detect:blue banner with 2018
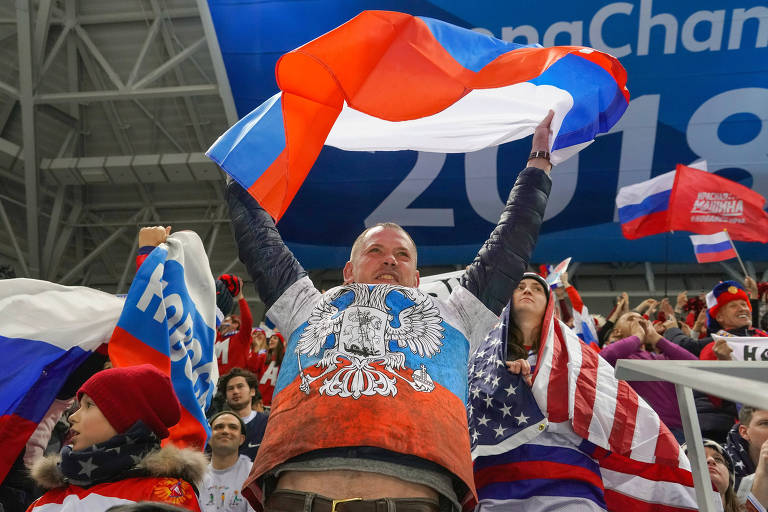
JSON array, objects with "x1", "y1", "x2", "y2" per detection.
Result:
[{"x1": 208, "y1": 0, "x2": 768, "y2": 268}]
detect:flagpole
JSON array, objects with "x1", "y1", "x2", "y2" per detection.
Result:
[
  {"x1": 664, "y1": 231, "x2": 669, "y2": 297},
  {"x1": 724, "y1": 229, "x2": 749, "y2": 278}
]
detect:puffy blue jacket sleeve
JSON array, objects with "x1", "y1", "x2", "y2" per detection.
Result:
[
  {"x1": 461, "y1": 166, "x2": 552, "y2": 316},
  {"x1": 226, "y1": 181, "x2": 307, "y2": 311}
]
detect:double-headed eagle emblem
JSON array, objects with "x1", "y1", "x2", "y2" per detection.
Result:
[{"x1": 296, "y1": 284, "x2": 444, "y2": 398}]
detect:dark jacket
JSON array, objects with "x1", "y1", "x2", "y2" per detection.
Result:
[{"x1": 226, "y1": 167, "x2": 552, "y2": 316}]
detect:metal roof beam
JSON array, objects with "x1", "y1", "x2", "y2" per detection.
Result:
[
  {"x1": 32, "y1": 0, "x2": 54, "y2": 70},
  {"x1": 52, "y1": 8, "x2": 201, "y2": 26},
  {"x1": 131, "y1": 36, "x2": 205, "y2": 90},
  {"x1": 59, "y1": 207, "x2": 146, "y2": 284},
  {"x1": 35, "y1": 84, "x2": 219, "y2": 103},
  {"x1": 73, "y1": 24, "x2": 124, "y2": 90},
  {"x1": 195, "y1": 0, "x2": 238, "y2": 124},
  {"x1": 126, "y1": 15, "x2": 162, "y2": 88},
  {"x1": 0, "y1": 195, "x2": 30, "y2": 277},
  {"x1": 17, "y1": 0, "x2": 40, "y2": 277}
]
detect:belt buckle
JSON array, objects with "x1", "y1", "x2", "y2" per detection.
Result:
[{"x1": 330, "y1": 497, "x2": 363, "y2": 512}]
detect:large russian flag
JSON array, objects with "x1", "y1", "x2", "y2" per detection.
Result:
[
  {"x1": 207, "y1": 10, "x2": 629, "y2": 221},
  {"x1": 0, "y1": 280, "x2": 124, "y2": 482},
  {"x1": 109, "y1": 231, "x2": 218, "y2": 449}
]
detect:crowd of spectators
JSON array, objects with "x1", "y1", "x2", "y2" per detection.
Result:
[{"x1": 1, "y1": 111, "x2": 766, "y2": 512}]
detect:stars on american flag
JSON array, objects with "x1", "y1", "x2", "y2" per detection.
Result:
[{"x1": 467, "y1": 315, "x2": 545, "y2": 452}]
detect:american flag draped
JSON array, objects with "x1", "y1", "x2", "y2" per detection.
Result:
[{"x1": 467, "y1": 297, "x2": 698, "y2": 511}]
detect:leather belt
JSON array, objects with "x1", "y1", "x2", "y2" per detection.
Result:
[{"x1": 265, "y1": 490, "x2": 440, "y2": 512}]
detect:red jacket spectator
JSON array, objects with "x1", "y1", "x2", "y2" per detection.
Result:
[{"x1": 214, "y1": 297, "x2": 253, "y2": 375}]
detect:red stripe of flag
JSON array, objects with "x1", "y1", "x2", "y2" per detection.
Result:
[
  {"x1": 620, "y1": 210, "x2": 670, "y2": 239},
  {"x1": 572, "y1": 341, "x2": 599, "y2": 440},
  {"x1": 604, "y1": 489, "x2": 696, "y2": 512},
  {"x1": 599, "y1": 453, "x2": 693, "y2": 486},
  {"x1": 546, "y1": 308, "x2": 570, "y2": 422},
  {"x1": 608, "y1": 380, "x2": 639, "y2": 456},
  {"x1": 654, "y1": 422, "x2": 682, "y2": 468},
  {"x1": 474, "y1": 460, "x2": 604, "y2": 490},
  {"x1": 694, "y1": 248, "x2": 737, "y2": 263}
]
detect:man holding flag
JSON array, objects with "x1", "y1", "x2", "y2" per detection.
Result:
[{"x1": 225, "y1": 113, "x2": 554, "y2": 511}]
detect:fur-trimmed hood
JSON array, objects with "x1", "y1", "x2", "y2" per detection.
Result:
[{"x1": 30, "y1": 444, "x2": 208, "y2": 490}]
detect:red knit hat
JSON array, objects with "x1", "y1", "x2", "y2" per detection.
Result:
[{"x1": 77, "y1": 364, "x2": 181, "y2": 439}]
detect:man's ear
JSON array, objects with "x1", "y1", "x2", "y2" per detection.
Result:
[
  {"x1": 414, "y1": 270, "x2": 420, "y2": 288},
  {"x1": 739, "y1": 423, "x2": 750, "y2": 442},
  {"x1": 342, "y1": 261, "x2": 354, "y2": 284},
  {"x1": 239, "y1": 434, "x2": 245, "y2": 447}
]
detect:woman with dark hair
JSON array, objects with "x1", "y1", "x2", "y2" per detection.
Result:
[
  {"x1": 258, "y1": 332, "x2": 285, "y2": 408},
  {"x1": 504, "y1": 273, "x2": 548, "y2": 382}
]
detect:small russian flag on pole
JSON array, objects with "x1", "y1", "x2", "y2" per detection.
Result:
[{"x1": 689, "y1": 230, "x2": 738, "y2": 263}]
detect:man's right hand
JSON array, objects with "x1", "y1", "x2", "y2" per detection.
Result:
[
  {"x1": 139, "y1": 226, "x2": 171, "y2": 247},
  {"x1": 527, "y1": 110, "x2": 554, "y2": 173},
  {"x1": 713, "y1": 338, "x2": 734, "y2": 360}
]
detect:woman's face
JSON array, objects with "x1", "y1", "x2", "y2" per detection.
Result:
[
  {"x1": 705, "y1": 447, "x2": 730, "y2": 494},
  {"x1": 68, "y1": 394, "x2": 118, "y2": 451},
  {"x1": 512, "y1": 278, "x2": 548, "y2": 322},
  {"x1": 268, "y1": 335, "x2": 280, "y2": 349}
]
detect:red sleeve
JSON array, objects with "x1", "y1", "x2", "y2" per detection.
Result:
[
  {"x1": 238, "y1": 298, "x2": 253, "y2": 334},
  {"x1": 685, "y1": 311, "x2": 695, "y2": 327},
  {"x1": 565, "y1": 285, "x2": 584, "y2": 311},
  {"x1": 227, "y1": 298, "x2": 253, "y2": 369},
  {"x1": 699, "y1": 341, "x2": 717, "y2": 360}
]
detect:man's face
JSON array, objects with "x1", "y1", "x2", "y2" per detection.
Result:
[
  {"x1": 219, "y1": 316, "x2": 240, "y2": 335},
  {"x1": 68, "y1": 394, "x2": 118, "y2": 451},
  {"x1": 715, "y1": 299, "x2": 751, "y2": 330},
  {"x1": 739, "y1": 409, "x2": 768, "y2": 465},
  {"x1": 209, "y1": 413, "x2": 245, "y2": 455},
  {"x1": 225, "y1": 376, "x2": 254, "y2": 412},
  {"x1": 343, "y1": 227, "x2": 419, "y2": 287}
]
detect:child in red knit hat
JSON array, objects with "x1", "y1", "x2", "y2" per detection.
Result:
[{"x1": 28, "y1": 365, "x2": 207, "y2": 511}]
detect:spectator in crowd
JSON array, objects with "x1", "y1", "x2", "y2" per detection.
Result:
[
  {"x1": 224, "y1": 112, "x2": 554, "y2": 511},
  {"x1": 665, "y1": 280, "x2": 767, "y2": 443},
  {"x1": 215, "y1": 275, "x2": 254, "y2": 377},
  {"x1": 246, "y1": 328, "x2": 268, "y2": 376},
  {"x1": 27, "y1": 365, "x2": 205, "y2": 511},
  {"x1": 726, "y1": 407, "x2": 768, "y2": 505},
  {"x1": 665, "y1": 278, "x2": 766, "y2": 357},
  {"x1": 201, "y1": 412, "x2": 255, "y2": 512},
  {"x1": 218, "y1": 368, "x2": 268, "y2": 460},
  {"x1": 600, "y1": 313, "x2": 697, "y2": 442},
  {"x1": 683, "y1": 439, "x2": 741, "y2": 512},
  {"x1": 257, "y1": 333, "x2": 284, "y2": 409}
]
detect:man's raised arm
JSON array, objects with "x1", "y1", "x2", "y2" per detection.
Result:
[
  {"x1": 461, "y1": 111, "x2": 554, "y2": 316},
  {"x1": 226, "y1": 180, "x2": 307, "y2": 311}
]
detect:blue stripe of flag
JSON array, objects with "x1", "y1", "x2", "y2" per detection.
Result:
[
  {"x1": 206, "y1": 92, "x2": 285, "y2": 188},
  {"x1": 617, "y1": 189, "x2": 672, "y2": 224},
  {"x1": 530, "y1": 53, "x2": 626, "y2": 151},
  {"x1": 0, "y1": 334, "x2": 90, "y2": 422},
  {"x1": 474, "y1": 442, "x2": 602, "y2": 473},
  {"x1": 417, "y1": 16, "x2": 534, "y2": 73},
  {"x1": 478, "y1": 478, "x2": 607, "y2": 506},
  {"x1": 694, "y1": 240, "x2": 734, "y2": 254}
]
